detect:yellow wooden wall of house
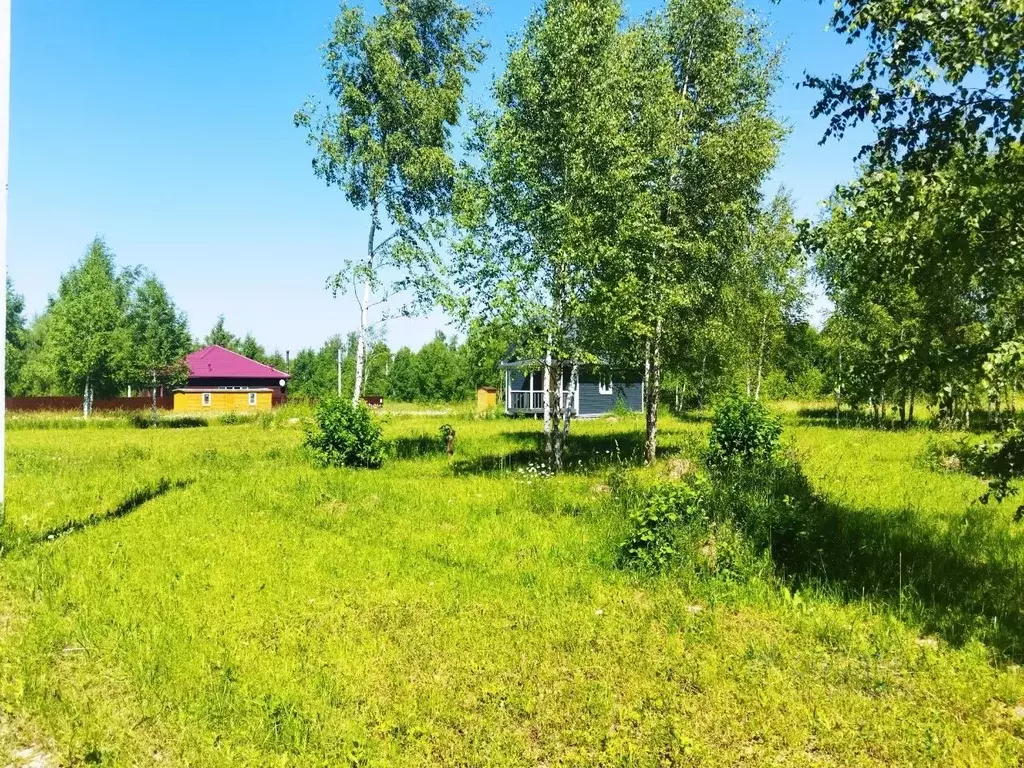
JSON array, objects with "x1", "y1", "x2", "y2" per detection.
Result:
[
  {"x1": 173, "y1": 391, "x2": 273, "y2": 412},
  {"x1": 476, "y1": 387, "x2": 498, "y2": 412}
]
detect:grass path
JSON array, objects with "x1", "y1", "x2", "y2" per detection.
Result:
[{"x1": 0, "y1": 414, "x2": 1022, "y2": 765}]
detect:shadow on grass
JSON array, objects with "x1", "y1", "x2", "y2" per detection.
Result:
[
  {"x1": 737, "y1": 463, "x2": 1024, "y2": 660},
  {"x1": 793, "y1": 405, "x2": 1010, "y2": 434},
  {"x1": 132, "y1": 415, "x2": 208, "y2": 429},
  {"x1": 451, "y1": 429, "x2": 688, "y2": 475},
  {"x1": 34, "y1": 478, "x2": 194, "y2": 543},
  {"x1": 389, "y1": 434, "x2": 445, "y2": 460}
]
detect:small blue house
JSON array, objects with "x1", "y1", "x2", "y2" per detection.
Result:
[{"x1": 501, "y1": 361, "x2": 643, "y2": 418}]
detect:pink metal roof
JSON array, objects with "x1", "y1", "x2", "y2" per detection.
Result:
[{"x1": 186, "y1": 345, "x2": 290, "y2": 380}]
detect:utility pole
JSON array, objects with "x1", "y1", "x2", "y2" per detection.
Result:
[{"x1": 0, "y1": 0, "x2": 11, "y2": 505}]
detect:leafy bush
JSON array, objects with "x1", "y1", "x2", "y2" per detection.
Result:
[
  {"x1": 963, "y1": 426, "x2": 1024, "y2": 520},
  {"x1": 217, "y1": 412, "x2": 250, "y2": 426},
  {"x1": 706, "y1": 397, "x2": 782, "y2": 467},
  {"x1": 303, "y1": 399, "x2": 385, "y2": 469},
  {"x1": 921, "y1": 435, "x2": 969, "y2": 473},
  {"x1": 616, "y1": 475, "x2": 709, "y2": 571},
  {"x1": 615, "y1": 473, "x2": 768, "y2": 580}
]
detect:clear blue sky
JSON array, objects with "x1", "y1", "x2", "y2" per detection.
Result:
[{"x1": 9, "y1": 0, "x2": 870, "y2": 355}]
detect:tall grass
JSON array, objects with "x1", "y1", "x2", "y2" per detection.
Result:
[{"x1": 0, "y1": 412, "x2": 1023, "y2": 765}]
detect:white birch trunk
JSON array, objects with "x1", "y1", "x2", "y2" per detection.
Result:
[
  {"x1": 754, "y1": 311, "x2": 768, "y2": 401},
  {"x1": 151, "y1": 371, "x2": 159, "y2": 424},
  {"x1": 557, "y1": 364, "x2": 579, "y2": 464},
  {"x1": 543, "y1": 347, "x2": 552, "y2": 460},
  {"x1": 352, "y1": 275, "x2": 371, "y2": 407},
  {"x1": 644, "y1": 317, "x2": 663, "y2": 465}
]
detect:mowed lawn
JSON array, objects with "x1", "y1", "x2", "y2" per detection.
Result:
[{"x1": 1, "y1": 411, "x2": 1023, "y2": 766}]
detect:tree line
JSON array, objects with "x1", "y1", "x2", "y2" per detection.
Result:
[
  {"x1": 299, "y1": 0, "x2": 824, "y2": 468},
  {"x1": 801, "y1": 0, "x2": 1024, "y2": 428},
  {"x1": 299, "y1": 0, "x2": 1024, "y2": 468},
  {"x1": 6, "y1": 230, "x2": 825, "y2": 414},
  {"x1": 6, "y1": 238, "x2": 191, "y2": 417}
]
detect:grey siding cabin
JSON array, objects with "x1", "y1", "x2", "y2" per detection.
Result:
[{"x1": 501, "y1": 362, "x2": 643, "y2": 418}]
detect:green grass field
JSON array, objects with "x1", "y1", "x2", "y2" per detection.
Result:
[{"x1": 1, "y1": 408, "x2": 1023, "y2": 765}]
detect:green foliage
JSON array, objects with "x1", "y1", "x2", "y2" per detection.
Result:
[
  {"x1": 44, "y1": 238, "x2": 136, "y2": 410},
  {"x1": 707, "y1": 397, "x2": 782, "y2": 467},
  {"x1": 5, "y1": 275, "x2": 26, "y2": 395},
  {"x1": 963, "y1": 428, "x2": 1024, "y2": 520},
  {"x1": 806, "y1": 0, "x2": 1024, "y2": 167},
  {"x1": 387, "y1": 346, "x2": 417, "y2": 402},
  {"x1": 296, "y1": 0, "x2": 483, "y2": 404},
  {"x1": 303, "y1": 398, "x2": 385, "y2": 469},
  {"x1": 805, "y1": 153, "x2": 1024, "y2": 426},
  {"x1": 411, "y1": 331, "x2": 471, "y2": 402},
  {"x1": 720, "y1": 194, "x2": 807, "y2": 401},
  {"x1": 616, "y1": 475, "x2": 709, "y2": 571},
  {"x1": 239, "y1": 333, "x2": 267, "y2": 363},
  {"x1": 453, "y1": 0, "x2": 635, "y2": 468},
  {"x1": 128, "y1": 275, "x2": 191, "y2": 418},
  {"x1": 203, "y1": 314, "x2": 239, "y2": 351},
  {"x1": 288, "y1": 328, "x2": 480, "y2": 404},
  {"x1": 803, "y1": 0, "x2": 1024, "y2": 427}
]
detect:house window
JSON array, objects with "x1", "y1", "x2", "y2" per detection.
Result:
[
  {"x1": 202, "y1": 393, "x2": 212, "y2": 407},
  {"x1": 248, "y1": 392, "x2": 257, "y2": 406},
  {"x1": 599, "y1": 378, "x2": 613, "y2": 395}
]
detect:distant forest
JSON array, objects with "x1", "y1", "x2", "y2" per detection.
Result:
[{"x1": 5, "y1": 239, "x2": 826, "y2": 405}]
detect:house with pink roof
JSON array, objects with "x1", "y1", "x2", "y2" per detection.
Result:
[{"x1": 173, "y1": 345, "x2": 290, "y2": 412}]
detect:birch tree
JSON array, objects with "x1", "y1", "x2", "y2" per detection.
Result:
[
  {"x1": 452, "y1": 0, "x2": 626, "y2": 470},
  {"x1": 128, "y1": 275, "x2": 191, "y2": 422},
  {"x1": 296, "y1": 0, "x2": 483, "y2": 406},
  {"x1": 729, "y1": 193, "x2": 804, "y2": 401},
  {"x1": 45, "y1": 238, "x2": 134, "y2": 417},
  {"x1": 591, "y1": 0, "x2": 783, "y2": 463}
]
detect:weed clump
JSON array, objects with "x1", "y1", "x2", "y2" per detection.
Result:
[
  {"x1": 304, "y1": 399, "x2": 385, "y2": 469},
  {"x1": 617, "y1": 398, "x2": 789, "y2": 579},
  {"x1": 616, "y1": 475, "x2": 708, "y2": 571},
  {"x1": 615, "y1": 472, "x2": 768, "y2": 580},
  {"x1": 706, "y1": 396, "x2": 781, "y2": 467}
]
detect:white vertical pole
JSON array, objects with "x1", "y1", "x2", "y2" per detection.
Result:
[
  {"x1": 336, "y1": 346, "x2": 342, "y2": 398},
  {"x1": 0, "y1": 0, "x2": 10, "y2": 505},
  {"x1": 542, "y1": 350, "x2": 551, "y2": 430}
]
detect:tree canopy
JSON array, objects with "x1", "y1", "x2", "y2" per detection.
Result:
[{"x1": 296, "y1": 0, "x2": 484, "y2": 405}]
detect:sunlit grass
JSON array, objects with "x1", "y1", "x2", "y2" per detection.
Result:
[{"x1": 1, "y1": 409, "x2": 1023, "y2": 765}]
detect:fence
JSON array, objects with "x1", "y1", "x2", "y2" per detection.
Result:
[{"x1": 6, "y1": 396, "x2": 175, "y2": 413}]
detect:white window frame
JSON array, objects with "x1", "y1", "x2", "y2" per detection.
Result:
[
  {"x1": 202, "y1": 392, "x2": 212, "y2": 407},
  {"x1": 248, "y1": 392, "x2": 257, "y2": 406},
  {"x1": 598, "y1": 378, "x2": 613, "y2": 396}
]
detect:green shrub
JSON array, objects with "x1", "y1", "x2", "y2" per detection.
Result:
[
  {"x1": 707, "y1": 396, "x2": 782, "y2": 467},
  {"x1": 615, "y1": 472, "x2": 768, "y2": 580},
  {"x1": 303, "y1": 399, "x2": 385, "y2": 469},
  {"x1": 616, "y1": 476, "x2": 709, "y2": 571},
  {"x1": 963, "y1": 426, "x2": 1024, "y2": 520}
]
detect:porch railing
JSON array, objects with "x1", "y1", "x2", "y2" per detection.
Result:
[{"x1": 508, "y1": 390, "x2": 574, "y2": 412}]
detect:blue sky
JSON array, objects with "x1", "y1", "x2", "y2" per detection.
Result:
[{"x1": 9, "y1": 0, "x2": 869, "y2": 355}]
